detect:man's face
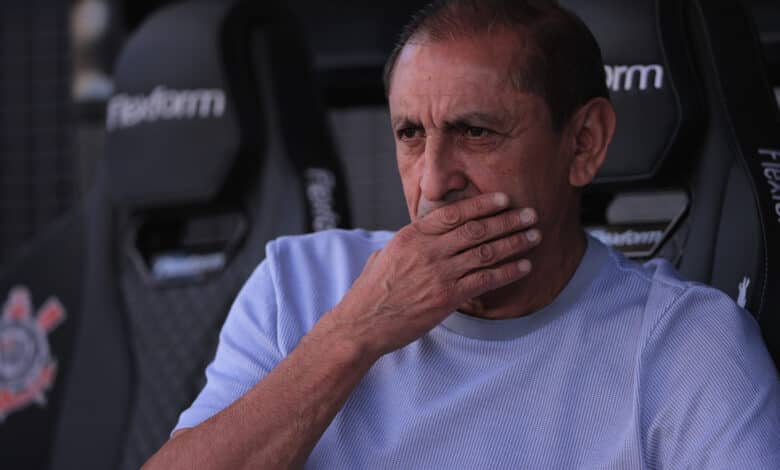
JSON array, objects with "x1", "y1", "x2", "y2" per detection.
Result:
[{"x1": 388, "y1": 30, "x2": 577, "y2": 228}]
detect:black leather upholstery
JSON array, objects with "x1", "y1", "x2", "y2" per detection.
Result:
[
  {"x1": 0, "y1": 1, "x2": 351, "y2": 468},
  {"x1": 106, "y1": 3, "x2": 241, "y2": 207},
  {"x1": 562, "y1": 1, "x2": 702, "y2": 183}
]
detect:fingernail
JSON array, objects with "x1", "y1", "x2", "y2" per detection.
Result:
[
  {"x1": 518, "y1": 259, "x2": 532, "y2": 273},
  {"x1": 526, "y1": 229, "x2": 540, "y2": 243},
  {"x1": 493, "y1": 193, "x2": 509, "y2": 207},
  {"x1": 519, "y1": 209, "x2": 535, "y2": 224}
]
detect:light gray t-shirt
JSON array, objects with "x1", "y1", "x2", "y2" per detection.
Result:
[{"x1": 175, "y1": 229, "x2": 780, "y2": 469}]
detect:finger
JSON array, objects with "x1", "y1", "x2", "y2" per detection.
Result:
[
  {"x1": 448, "y1": 228, "x2": 541, "y2": 277},
  {"x1": 442, "y1": 207, "x2": 538, "y2": 255},
  {"x1": 456, "y1": 258, "x2": 533, "y2": 300},
  {"x1": 416, "y1": 192, "x2": 511, "y2": 235}
]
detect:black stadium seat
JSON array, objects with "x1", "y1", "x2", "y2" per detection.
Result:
[{"x1": 0, "y1": 1, "x2": 350, "y2": 468}]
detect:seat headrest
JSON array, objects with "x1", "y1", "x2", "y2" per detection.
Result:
[
  {"x1": 561, "y1": 0, "x2": 700, "y2": 183},
  {"x1": 105, "y1": 1, "x2": 240, "y2": 207}
]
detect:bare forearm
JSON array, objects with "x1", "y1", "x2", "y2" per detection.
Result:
[{"x1": 143, "y1": 313, "x2": 375, "y2": 470}]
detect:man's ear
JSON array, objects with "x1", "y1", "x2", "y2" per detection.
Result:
[{"x1": 568, "y1": 97, "x2": 616, "y2": 187}]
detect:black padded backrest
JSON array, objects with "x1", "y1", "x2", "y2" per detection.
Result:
[
  {"x1": 105, "y1": 3, "x2": 240, "y2": 207},
  {"x1": 290, "y1": 1, "x2": 424, "y2": 231},
  {"x1": 560, "y1": 1, "x2": 702, "y2": 183},
  {"x1": 106, "y1": 0, "x2": 351, "y2": 228},
  {"x1": 47, "y1": 2, "x2": 352, "y2": 469},
  {"x1": 562, "y1": 0, "x2": 780, "y2": 366}
]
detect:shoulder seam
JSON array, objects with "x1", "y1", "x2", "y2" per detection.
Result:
[
  {"x1": 265, "y1": 239, "x2": 284, "y2": 355},
  {"x1": 606, "y1": 249, "x2": 691, "y2": 292}
]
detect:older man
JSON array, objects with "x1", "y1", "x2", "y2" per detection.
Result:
[{"x1": 146, "y1": 1, "x2": 779, "y2": 468}]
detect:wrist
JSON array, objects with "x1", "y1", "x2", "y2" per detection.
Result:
[{"x1": 309, "y1": 308, "x2": 382, "y2": 371}]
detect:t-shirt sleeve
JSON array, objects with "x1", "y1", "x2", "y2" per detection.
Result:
[
  {"x1": 640, "y1": 284, "x2": 780, "y2": 468},
  {"x1": 171, "y1": 254, "x2": 284, "y2": 435}
]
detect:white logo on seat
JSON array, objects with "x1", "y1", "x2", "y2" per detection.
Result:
[
  {"x1": 588, "y1": 228, "x2": 664, "y2": 248},
  {"x1": 737, "y1": 276, "x2": 750, "y2": 309},
  {"x1": 758, "y1": 148, "x2": 780, "y2": 224},
  {"x1": 604, "y1": 64, "x2": 664, "y2": 92},
  {"x1": 106, "y1": 86, "x2": 226, "y2": 130},
  {"x1": 305, "y1": 168, "x2": 340, "y2": 231}
]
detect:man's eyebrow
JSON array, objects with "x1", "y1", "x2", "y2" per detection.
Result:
[
  {"x1": 445, "y1": 112, "x2": 505, "y2": 129},
  {"x1": 391, "y1": 116, "x2": 421, "y2": 129},
  {"x1": 390, "y1": 112, "x2": 508, "y2": 130}
]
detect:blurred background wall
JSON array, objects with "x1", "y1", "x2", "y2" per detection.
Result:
[{"x1": 1, "y1": 1, "x2": 75, "y2": 265}]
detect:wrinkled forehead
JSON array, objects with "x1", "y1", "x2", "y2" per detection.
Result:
[
  {"x1": 388, "y1": 34, "x2": 530, "y2": 114},
  {"x1": 390, "y1": 29, "x2": 533, "y2": 94}
]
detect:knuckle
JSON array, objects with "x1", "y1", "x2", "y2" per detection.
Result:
[
  {"x1": 504, "y1": 265, "x2": 520, "y2": 283},
  {"x1": 393, "y1": 225, "x2": 420, "y2": 251},
  {"x1": 395, "y1": 226, "x2": 417, "y2": 246},
  {"x1": 506, "y1": 233, "x2": 525, "y2": 251},
  {"x1": 498, "y1": 215, "x2": 514, "y2": 234},
  {"x1": 477, "y1": 270, "x2": 494, "y2": 287},
  {"x1": 395, "y1": 230, "x2": 411, "y2": 246},
  {"x1": 491, "y1": 267, "x2": 510, "y2": 286},
  {"x1": 463, "y1": 220, "x2": 486, "y2": 240},
  {"x1": 496, "y1": 215, "x2": 510, "y2": 233},
  {"x1": 477, "y1": 244, "x2": 494, "y2": 264},
  {"x1": 440, "y1": 204, "x2": 461, "y2": 227},
  {"x1": 471, "y1": 196, "x2": 488, "y2": 215},
  {"x1": 508, "y1": 212, "x2": 523, "y2": 230}
]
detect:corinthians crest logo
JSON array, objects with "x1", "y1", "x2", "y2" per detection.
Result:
[{"x1": 0, "y1": 287, "x2": 65, "y2": 421}]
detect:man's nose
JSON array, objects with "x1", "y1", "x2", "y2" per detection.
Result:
[{"x1": 419, "y1": 135, "x2": 467, "y2": 202}]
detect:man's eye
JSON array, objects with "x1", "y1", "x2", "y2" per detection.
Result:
[
  {"x1": 465, "y1": 127, "x2": 490, "y2": 138},
  {"x1": 397, "y1": 127, "x2": 424, "y2": 140}
]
